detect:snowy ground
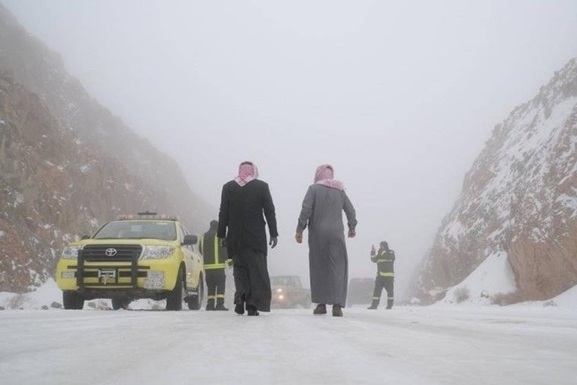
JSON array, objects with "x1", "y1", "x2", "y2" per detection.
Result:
[{"x1": 1, "y1": 280, "x2": 577, "y2": 385}]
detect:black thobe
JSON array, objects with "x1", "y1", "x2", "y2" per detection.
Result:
[{"x1": 217, "y1": 179, "x2": 278, "y2": 312}]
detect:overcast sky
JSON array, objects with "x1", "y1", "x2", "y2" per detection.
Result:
[{"x1": 4, "y1": 0, "x2": 577, "y2": 299}]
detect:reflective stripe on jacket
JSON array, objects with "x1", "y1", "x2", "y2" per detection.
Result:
[
  {"x1": 200, "y1": 233, "x2": 228, "y2": 270},
  {"x1": 371, "y1": 249, "x2": 395, "y2": 277}
]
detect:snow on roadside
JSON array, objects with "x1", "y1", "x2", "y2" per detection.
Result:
[
  {"x1": 0, "y1": 278, "x2": 61, "y2": 309},
  {"x1": 438, "y1": 250, "x2": 517, "y2": 305},
  {"x1": 1, "y1": 265, "x2": 575, "y2": 310},
  {"x1": 0, "y1": 278, "x2": 163, "y2": 310},
  {"x1": 548, "y1": 285, "x2": 577, "y2": 307}
]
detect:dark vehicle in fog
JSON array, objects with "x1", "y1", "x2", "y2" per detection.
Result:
[
  {"x1": 270, "y1": 275, "x2": 311, "y2": 309},
  {"x1": 347, "y1": 277, "x2": 374, "y2": 307}
]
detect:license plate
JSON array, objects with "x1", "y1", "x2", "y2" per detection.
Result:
[{"x1": 98, "y1": 269, "x2": 116, "y2": 279}]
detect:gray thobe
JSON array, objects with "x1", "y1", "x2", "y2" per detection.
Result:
[{"x1": 297, "y1": 184, "x2": 357, "y2": 307}]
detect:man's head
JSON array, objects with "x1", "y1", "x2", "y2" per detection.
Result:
[
  {"x1": 209, "y1": 220, "x2": 218, "y2": 230},
  {"x1": 239, "y1": 161, "x2": 258, "y2": 178},
  {"x1": 314, "y1": 164, "x2": 334, "y2": 182},
  {"x1": 380, "y1": 241, "x2": 389, "y2": 250},
  {"x1": 235, "y1": 161, "x2": 259, "y2": 186}
]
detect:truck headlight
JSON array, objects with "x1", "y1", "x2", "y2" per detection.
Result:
[
  {"x1": 140, "y1": 245, "x2": 175, "y2": 260},
  {"x1": 61, "y1": 245, "x2": 81, "y2": 259}
]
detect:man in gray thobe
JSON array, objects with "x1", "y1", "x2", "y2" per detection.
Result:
[{"x1": 296, "y1": 164, "x2": 357, "y2": 317}]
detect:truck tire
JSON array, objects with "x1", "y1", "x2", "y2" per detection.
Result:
[
  {"x1": 187, "y1": 274, "x2": 204, "y2": 310},
  {"x1": 111, "y1": 297, "x2": 130, "y2": 310},
  {"x1": 166, "y1": 268, "x2": 184, "y2": 311},
  {"x1": 63, "y1": 291, "x2": 84, "y2": 310}
]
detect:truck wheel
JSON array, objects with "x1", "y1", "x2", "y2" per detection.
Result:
[
  {"x1": 63, "y1": 292, "x2": 84, "y2": 310},
  {"x1": 187, "y1": 274, "x2": 204, "y2": 310},
  {"x1": 111, "y1": 297, "x2": 130, "y2": 310},
  {"x1": 166, "y1": 268, "x2": 184, "y2": 311}
]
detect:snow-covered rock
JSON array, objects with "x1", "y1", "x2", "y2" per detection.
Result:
[{"x1": 414, "y1": 58, "x2": 577, "y2": 304}]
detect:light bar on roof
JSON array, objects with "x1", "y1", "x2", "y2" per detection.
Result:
[{"x1": 117, "y1": 212, "x2": 177, "y2": 221}]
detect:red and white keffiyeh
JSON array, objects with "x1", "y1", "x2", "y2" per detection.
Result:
[
  {"x1": 314, "y1": 164, "x2": 344, "y2": 190},
  {"x1": 234, "y1": 161, "x2": 259, "y2": 186}
]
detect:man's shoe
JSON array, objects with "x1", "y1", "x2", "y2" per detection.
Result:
[
  {"x1": 215, "y1": 304, "x2": 229, "y2": 311},
  {"x1": 205, "y1": 306, "x2": 215, "y2": 311},
  {"x1": 234, "y1": 301, "x2": 245, "y2": 315},
  {"x1": 367, "y1": 305, "x2": 378, "y2": 310},
  {"x1": 246, "y1": 305, "x2": 259, "y2": 316},
  {"x1": 332, "y1": 305, "x2": 343, "y2": 317},
  {"x1": 313, "y1": 304, "x2": 327, "y2": 315}
]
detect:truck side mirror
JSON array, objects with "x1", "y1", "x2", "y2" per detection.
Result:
[{"x1": 183, "y1": 234, "x2": 197, "y2": 245}]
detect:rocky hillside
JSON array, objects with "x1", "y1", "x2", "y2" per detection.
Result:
[
  {"x1": 413, "y1": 58, "x2": 577, "y2": 304},
  {"x1": 0, "y1": 4, "x2": 213, "y2": 292}
]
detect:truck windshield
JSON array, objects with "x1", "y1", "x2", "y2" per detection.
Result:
[{"x1": 94, "y1": 221, "x2": 176, "y2": 241}]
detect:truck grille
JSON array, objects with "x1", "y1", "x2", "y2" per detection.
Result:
[{"x1": 82, "y1": 245, "x2": 142, "y2": 262}]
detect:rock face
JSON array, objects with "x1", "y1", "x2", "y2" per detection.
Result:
[
  {"x1": 413, "y1": 58, "x2": 577, "y2": 304},
  {"x1": 0, "y1": 5, "x2": 213, "y2": 292}
]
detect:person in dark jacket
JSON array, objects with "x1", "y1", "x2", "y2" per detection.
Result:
[
  {"x1": 200, "y1": 220, "x2": 231, "y2": 311},
  {"x1": 367, "y1": 241, "x2": 395, "y2": 309},
  {"x1": 218, "y1": 161, "x2": 278, "y2": 316}
]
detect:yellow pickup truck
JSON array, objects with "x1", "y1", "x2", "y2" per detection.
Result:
[{"x1": 56, "y1": 212, "x2": 204, "y2": 310}]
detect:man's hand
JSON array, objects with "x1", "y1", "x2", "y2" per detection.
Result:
[
  {"x1": 219, "y1": 238, "x2": 226, "y2": 248},
  {"x1": 295, "y1": 233, "x2": 303, "y2": 244},
  {"x1": 348, "y1": 229, "x2": 356, "y2": 238},
  {"x1": 269, "y1": 236, "x2": 278, "y2": 249}
]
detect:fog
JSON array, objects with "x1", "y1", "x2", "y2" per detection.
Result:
[{"x1": 4, "y1": 0, "x2": 577, "y2": 300}]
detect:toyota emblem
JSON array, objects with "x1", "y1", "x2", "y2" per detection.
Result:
[{"x1": 105, "y1": 248, "x2": 118, "y2": 257}]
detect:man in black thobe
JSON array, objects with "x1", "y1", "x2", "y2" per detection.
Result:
[{"x1": 217, "y1": 161, "x2": 278, "y2": 316}]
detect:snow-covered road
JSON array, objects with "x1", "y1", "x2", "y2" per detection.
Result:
[{"x1": 1, "y1": 305, "x2": 576, "y2": 385}]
